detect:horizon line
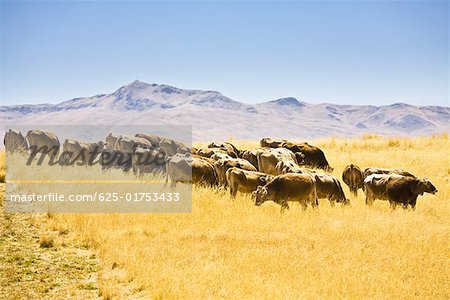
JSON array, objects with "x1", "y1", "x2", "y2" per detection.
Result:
[{"x1": 1, "y1": 80, "x2": 449, "y2": 108}]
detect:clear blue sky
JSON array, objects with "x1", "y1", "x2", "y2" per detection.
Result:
[{"x1": 1, "y1": 1, "x2": 449, "y2": 106}]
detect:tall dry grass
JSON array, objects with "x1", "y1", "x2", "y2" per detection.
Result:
[{"x1": 5, "y1": 135, "x2": 450, "y2": 298}]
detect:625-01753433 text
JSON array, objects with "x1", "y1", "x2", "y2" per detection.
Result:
[{"x1": 8, "y1": 192, "x2": 181, "y2": 203}]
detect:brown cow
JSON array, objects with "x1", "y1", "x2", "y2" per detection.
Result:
[
  {"x1": 165, "y1": 153, "x2": 192, "y2": 187},
  {"x1": 253, "y1": 173, "x2": 318, "y2": 212},
  {"x1": 282, "y1": 141, "x2": 332, "y2": 171},
  {"x1": 226, "y1": 167, "x2": 273, "y2": 198},
  {"x1": 386, "y1": 176, "x2": 437, "y2": 209},
  {"x1": 192, "y1": 156, "x2": 218, "y2": 187},
  {"x1": 342, "y1": 164, "x2": 365, "y2": 196},
  {"x1": 314, "y1": 173, "x2": 349, "y2": 206},
  {"x1": 26, "y1": 130, "x2": 60, "y2": 160},
  {"x1": 364, "y1": 174, "x2": 437, "y2": 209},
  {"x1": 4, "y1": 129, "x2": 27, "y2": 153},
  {"x1": 213, "y1": 157, "x2": 257, "y2": 186}
]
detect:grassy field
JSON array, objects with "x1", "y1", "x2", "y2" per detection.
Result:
[{"x1": 1, "y1": 135, "x2": 449, "y2": 299}]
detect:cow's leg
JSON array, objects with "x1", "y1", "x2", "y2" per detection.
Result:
[
  {"x1": 208, "y1": 179, "x2": 215, "y2": 188},
  {"x1": 164, "y1": 171, "x2": 169, "y2": 187},
  {"x1": 49, "y1": 149, "x2": 57, "y2": 162},
  {"x1": 309, "y1": 192, "x2": 318, "y2": 209},
  {"x1": 59, "y1": 152, "x2": 66, "y2": 168},
  {"x1": 230, "y1": 184, "x2": 237, "y2": 199},
  {"x1": 280, "y1": 201, "x2": 289, "y2": 213},
  {"x1": 300, "y1": 200, "x2": 308, "y2": 211},
  {"x1": 53, "y1": 148, "x2": 60, "y2": 163},
  {"x1": 138, "y1": 167, "x2": 144, "y2": 178},
  {"x1": 329, "y1": 199, "x2": 335, "y2": 207},
  {"x1": 410, "y1": 199, "x2": 417, "y2": 210},
  {"x1": 81, "y1": 151, "x2": 88, "y2": 166},
  {"x1": 389, "y1": 201, "x2": 397, "y2": 210},
  {"x1": 365, "y1": 193, "x2": 374, "y2": 207}
]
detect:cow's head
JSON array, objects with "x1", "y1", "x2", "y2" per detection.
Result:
[
  {"x1": 330, "y1": 190, "x2": 350, "y2": 205},
  {"x1": 252, "y1": 185, "x2": 269, "y2": 206},
  {"x1": 330, "y1": 190, "x2": 350, "y2": 206},
  {"x1": 410, "y1": 178, "x2": 437, "y2": 195},
  {"x1": 420, "y1": 178, "x2": 437, "y2": 195}
]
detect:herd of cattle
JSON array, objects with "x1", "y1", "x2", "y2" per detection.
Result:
[{"x1": 4, "y1": 130, "x2": 438, "y2": 211}]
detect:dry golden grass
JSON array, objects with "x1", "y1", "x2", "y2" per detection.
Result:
[{"x1": 3, "y1": 135, "x2": 450, "y2": 298}]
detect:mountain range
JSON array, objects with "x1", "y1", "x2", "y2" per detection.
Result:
[{"x1": 1, "y1": 80, "x2": 449, "y2": 141}]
